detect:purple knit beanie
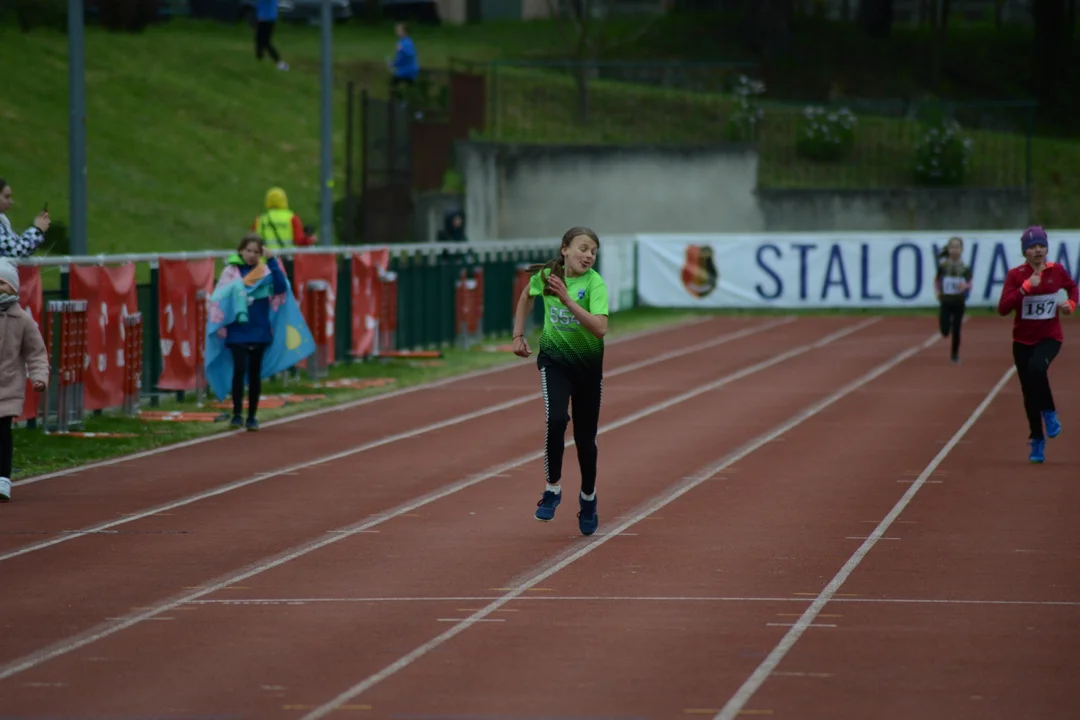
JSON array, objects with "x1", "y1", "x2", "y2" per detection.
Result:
[{"x1": 1021, "y1": 226, "x2": 1048, "y2": 251}]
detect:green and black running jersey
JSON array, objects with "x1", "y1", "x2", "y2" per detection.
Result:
[
  {"x1": 936, "y1": 259, "x2": 973, "y2": 303},
  {"x1": 529, "y1": 266, "x2": 609, "y2": 371}
]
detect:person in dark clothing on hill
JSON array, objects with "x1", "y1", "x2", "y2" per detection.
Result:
[{"x1": 254, "y1": 0, "x2": 289, "y2": 71}]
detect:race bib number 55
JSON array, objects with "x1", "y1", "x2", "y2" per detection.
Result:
[{"x1": 1022, "y1": 293, "x2": 1058, "y2": 320}]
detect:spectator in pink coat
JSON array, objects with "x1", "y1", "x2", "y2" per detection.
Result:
[{"x1": 0, "y1": 258, "x2": 50, "y2": 502}]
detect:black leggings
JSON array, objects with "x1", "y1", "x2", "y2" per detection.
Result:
[
  {"x1": 230, "y1": 344, "x2": 267, "y2": 419},
  {"x1": 255, "y1": 20, "x2": 281, "y2": 62},
  {"x1": 1012, "y1": 339, "x2": 1061, "y2": 440},
  {"x1": 538, "y1": 354, "x2": 603, "y2": 496},
  {"x1": 939, "y1": 301, "x2": 965, "y2": 358},
  {"x1": 0, "y1": 417, "x2": 12, "y2": 479}
]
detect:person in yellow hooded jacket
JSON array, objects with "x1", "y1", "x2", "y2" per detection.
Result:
[{"x1": 250, "y1": 187, "x2": 317, "y2": 250}]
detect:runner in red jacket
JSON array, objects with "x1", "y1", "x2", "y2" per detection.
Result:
[{"x1": 997, "y1": 226, "x2": 1078, "y2": 463}]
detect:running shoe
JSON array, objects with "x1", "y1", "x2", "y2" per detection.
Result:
[
  {"x1": 535, "y1": 490, "x2": 561, "y2": 521},
  {"x1": 1042, "y1": 410, "x2": 1061, "y2": 439},
  {"x1": 578, "y1": 494, "x2": 598, "y2": 536},
  {"x1": 1029, "y1": 438, "x2": 1046, "y2": 464}
]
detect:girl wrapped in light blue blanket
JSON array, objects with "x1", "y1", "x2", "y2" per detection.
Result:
[{"x1": 205, "y1": 234, "x2": 315, "y2": 430}]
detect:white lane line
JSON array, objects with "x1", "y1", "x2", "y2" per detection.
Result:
[
  {"x1": 13, "y1": 314, "x2": 720, "y2": 486},
  {"x1": 0, "y1": 319, "x2": 877, "y2": 682},
  {"x1": 713, "y1": 365, "x2": 1016, "y2": 720},
  {"x1": 185, "y1": 595, "x2": 1080, "y2": 607},
  {"x1": 294, "y1": 328, "x2": 941, "y2": 720},
  {"x1": 0, "y1": 317, "x2": 800, "y2": 564}
]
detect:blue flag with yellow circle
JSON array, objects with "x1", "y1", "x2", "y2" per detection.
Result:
[{"x1": 204, "y1": 263, "x2": 315, "y2": 402}]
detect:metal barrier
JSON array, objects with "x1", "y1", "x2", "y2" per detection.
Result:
[
  {"x1": 304, "y1": 279, "x2": 331, "y2": 380},
  {"x1": 194, "y1": 289, "x2": 208, "y2": 406},
  {"x1": 455, "y1": 268, "x2": 483, "y2": 350},
  {"x1": 373, "y1": 269, "x2": 398, "y2": 357},
  {"x1": 123, "y1": 312, "x2": 144, "y2": 417},
  {"x1": 14, "y1": 240, "x2": 562, "y2": 411},
  {"x1": 40, "y1": 300, "x2": 88, "y2": 433}
]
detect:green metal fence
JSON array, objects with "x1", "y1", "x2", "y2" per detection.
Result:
[
  {"x1": 486, "y1": 60, "x2": 758, "y2": 145},
  {"x1": 476, "y1": 60, "x2": 1035, "y2": 192},
  {"x1": 755, "y1": 99, "x2": 1037, "y2": 190}
]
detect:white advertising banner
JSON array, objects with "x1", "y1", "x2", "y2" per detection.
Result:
[
  {"x1": 598, "y1": 234, "x2": 637, "y2": 313},
  {"x1": 635, "y1": 232, "x2": 1080, "y2": 309}
]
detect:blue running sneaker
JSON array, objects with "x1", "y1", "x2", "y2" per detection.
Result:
[
  {"x1": 1042, "y1": 410, "x2": 1061, "y2": 439},
  {"x1": 1029, "y1": 438, "x2": 1046, "y2": 464},
  {"x1": 535, "y1": 490, "x2": 561, "y2": 521},
  {"x1": 578, "y1": 495, "x2": 598, "y2": 536}
]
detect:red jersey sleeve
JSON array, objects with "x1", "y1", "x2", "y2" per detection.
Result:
[
  {"x1": 998, "y1": 267, "x2": 1025, "y2": 316},
  {"x1": 1060, "y1": 265, "x2": 1079, "y2": 311}
]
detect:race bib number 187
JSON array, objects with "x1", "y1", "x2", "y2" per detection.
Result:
[{"x1": 1022, "y1": 293, "x2": 1057, "y2": 320}]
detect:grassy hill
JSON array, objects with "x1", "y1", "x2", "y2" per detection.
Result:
[
  {"x1": 2, "y1": 18, "x2": 575, "y2": 259},
  {"x1": 3, "y1": 13, "x2": 1078, "y2": 267}
]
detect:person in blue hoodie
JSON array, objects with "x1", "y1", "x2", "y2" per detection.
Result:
[
  {"x1": 254, "y1": 0, "x2": 289, "y2": 71},
  {"x1": 222, "y1": 234, "x2": 288, "y2": 431},
  {"x1": 388, "y1": 22, "x2": 419, "y2": 96}
]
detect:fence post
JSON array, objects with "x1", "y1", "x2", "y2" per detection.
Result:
[
  {"x1": 39, "y1": 299, "x2": 88, "y2": 434},
  {"x1": 374, "y1": 269, "x2": 398, "y2": 357},
  {"x1": 194, "y1": 289, "x2": 208, "y2": 407},
  {"x1": 123, "y1": 312, "x2": 144, "y2": 417},
  {"x1": 455, "y1": 268, "x2": 481, "y2": 350},
  {"x1": 305, "y1": 279, "x2": 330, "y2": 380},
  {"x1": 471, "y1": 264, "x2": 485, "y2": 339}
]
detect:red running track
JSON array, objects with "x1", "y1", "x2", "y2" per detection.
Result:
[{"x1": 0, "y1": 314, "x2": 1076, "y2": 720}]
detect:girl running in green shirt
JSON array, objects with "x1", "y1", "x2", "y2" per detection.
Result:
[{"x1": 512, "y1": 227, "x2": 609, "y2": 536}]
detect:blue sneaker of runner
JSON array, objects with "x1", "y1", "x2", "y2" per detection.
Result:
[
  {"x1": 578, "y1": 495, "x2": 598, "y2": 536},
  {"x1": 534, "y1": 490, "x2": 561, "y2": 521},
  {"x1": 1029, "y1": 438, "x2": 1046, "y2": 464},
  {"x1": 1042, "y1": 410, "x2": 1061, "y2": 439}
]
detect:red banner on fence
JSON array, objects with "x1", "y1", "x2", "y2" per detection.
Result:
[
  {"x1": 157, "y1": 258, "x2": 215, "y2": 391},
  {"x1": 17, "y1": 266, "x2": 43, "y2": 422},
  {"x1": 292, "y1": 253, "x2": 338, "y2": 365},
  {"x1": 350, "y1": 249, "x2": 390, "y2": 357},
  {"x1": 69, "y1": 263, "x2": 138, "y2": 412}
]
